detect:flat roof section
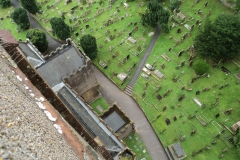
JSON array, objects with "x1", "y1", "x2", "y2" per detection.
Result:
[{"x1": 104, "y1": 111, "x2": 126, "y2": 132}]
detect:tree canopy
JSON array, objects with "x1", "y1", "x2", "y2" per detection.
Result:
[
  {"x1": 236, "y1": 0, "x2": 240, "y2": 11},
  {"x1": 50, "y1": 17, "x2": 71, "y2": 40},
  {"x1": 20, "y1": 0, "x2": 39, "y2": 14},
  {"x1": 0, "y1": 0, "x2": 11, "y2": 8},
  {"x1": 11, "y1": 8, "x2": 30, "y2": 30},
  {"x1": 141, "y1": 1, "x2": 170, "y2": 32},
  {"x1": 193, "y1": 59, "x2": 209, "y2": 75},
  {"x1": 26, "y1": 29, "x2": 48, "y2": 52},
  {"x1": 80, "y1": 34, "x2": 98, "y2": 59},
  {"x1": 194, "y1": 14, "x2": 240, "y2": 62}
]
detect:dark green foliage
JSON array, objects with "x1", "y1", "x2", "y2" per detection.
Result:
[
  {"x1": 170, "y1": 0, "x2": 180, "y2": 11},
  {"x1": 80, "y1": 34, "x2": 98, "y2": 59},
  {"x1": 26, "y1": 29, "x2": 48, "y2": 52},
  {"x1": 0, "y1": 0, "x2": 11, "y2": 8},
  {"x1": 141, "y1": 1, "x2": 170, "y2": 30},
  {"x1": 11, "y1": 8, "x2": 30, "y2": 30},
  {"x1": 193, "y1": 60, "x2": 209, "y2": 75},
  {"x1": 20, "y1": 0, "x2": 39, "y2": 14},
  {"x1": 195, "y1": 15, "x2": 240, "y2": 62},
  {"x1": 234, "y1": 130, "x2": 240, "y2": 157},
  {"x1": 236, "y1": 0, "x2": 240, "y2": 11},
  {"x1": 50, "y1": 17, "x2": 71, "y2": 40}
]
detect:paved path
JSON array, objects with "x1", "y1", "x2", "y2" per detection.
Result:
[
  {"x1": 128, "y1": 24, "x2": 161, "y2": 87},
  {"x1": 10, "y1": 1, "x2": 168, "y2": 159},
  {"x1": 95, "y1": 68, "x2": 168, "y2": 160},
  {"x1": 10, "y1": 0, "x2": 63, "y2": 53}
]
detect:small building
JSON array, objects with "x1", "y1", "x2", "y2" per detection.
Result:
[{"x1": 167, "y1": 142, "x2": 187, "y2": 160}]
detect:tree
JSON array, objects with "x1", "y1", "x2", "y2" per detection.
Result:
[
  {"x1": 234, "y1": 130, "x2": 240, "y2": 157},
  {"x1": 20, "y1": 0, "x2": 39, "y2": 14},
  {"x1": 11, "y1": 8, "x2": 30, "y2": 30},
  {"x1": 193, "y1": 59, "x2": 209, "y2": 75},
  {"x1": 80, "y1": 34, "x2": 98, "y2": 59},
  {"x1": 50, "y1": 17, "x2": 71, "y2": 40},
  {"x1": 141, "y1": 1, "x2": 170, "y2": 31},
  {"x1": 0, "y1": 0, "x2": 11, "y2": 8},
  {"x1": 26, "y1": 29, "x2": 48, "y2": 52},
  {"x1": 194, "y1": 15, "x2": 240, "y2": 62},
  {"x1": 170, "y1": 0, "x2": 180, "y2": 11},
  {"x1": 236, "y1": 0, "x2": 240, "y2": 11}
]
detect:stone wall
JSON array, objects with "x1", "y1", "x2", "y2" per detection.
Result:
[
  {"x1": 63, "y1": 59, "x2": 99, "y2": 99},
  {"x1": 5, "y1": 44, "x2": 113, "y2": 160}
]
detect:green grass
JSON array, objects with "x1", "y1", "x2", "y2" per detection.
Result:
[
  {"x1": 2, "y1": 0, "x2": 240, "y2": 159},
  {"x1": 90, "y1": 96, "x2": 110, "y2": 115},
  {"x1": 0, "y1": 6, "x2": 28, "y2": 41},
  {"x1": 132, "y1": 0, "x2": 240, "y2": 159},
  {"x1": 34, "y1": 0, "x2": 154, "y2": 90},
  {"x1": 124, "y1": 132, "x2": 151, "y2": 160}
]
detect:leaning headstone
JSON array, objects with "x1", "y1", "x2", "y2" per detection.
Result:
[
  {"x1": 165, "y1": 118, "x2": 171, "y2": 125},
  {"x1": 163, "y1": 106, "x2": 167, "y2": 111},
  {"x1": 189, "y1": 60, "x2": 193, "y2": 67},
  {"x1": 161, "y1": 64, "x2": 165, "y2": 69},
  {"x1": 180, "y1": 60, "x2": 185, "y2": 67},
  {"x1": 204, "y1": 1, "x2": 208, "y2": 7},
  {"x1": 173, "y1": 116, "x2": 177, "y2": 121},
  {"x1": 196, "y1": 91, "x2": 200, "y2": 95},
  {"x1": 137, "y1": 45, "x2": 141, "y2": 51}
]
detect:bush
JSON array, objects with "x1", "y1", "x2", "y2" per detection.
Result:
[
  {"x1": 193, "y1": 60, "x2": 209, "y2": 75},
  {"x1": 80, "y1": 34, "x2": 98, "y2": 59},
  {"x1": 50, "y1": 17, "x2": 70, "y2": 40},
  {"x1": 170, "y1": 0, "x2": 180, "y2": 11},
  {"x1": 11, "y1": 8, "x2": 30, "y2": 30},
  {"x1": 0, "y1": 0, "x2": 11, "y2": 8},
  {"x1": 26, "y1": 29, "x2": 48, "y2": 52}
]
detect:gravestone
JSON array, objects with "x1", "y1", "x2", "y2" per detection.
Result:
[
  {"x1": 161, "y1": 64, "x2": 165, "y2": 69},
  {"x1": 163, "y1": 106, "x2": 167, "y2": 111},
  {"x1": 156, "y1": 94, "x2": 162, "y2": 100},
  {"x1": 143, "y1": 30, "x2": 146, "y2": 36},
  {"x1": 86, "y1": 24, "x2": 90, "y2": 28},
  {"x1": 196, "y1": 91, "x2": 200, "y2": 95},
  {"x1": 189, "y1": 60, "x2": 193, "y2": 67},
  {"x1": 180, "y1": 60, "x2": 185, "y2": 67},
  {"x1": 204, "y1": 1, "x2": 208, "y2": 7},
  {"x1": 137, "y1": 45, "x2": 141, "y2": 51},
  {"x1": 215, "y1": 113, "x2": 220, "y2": 118},
  {"x1": 165, "y1": 118, "x2": 171, "y2": 125},
  {"x1": 173, "y1": 116, "x2": 177, "y2": 121},
  {"x1": 177, "y1": 28, "x2": 182, "y2": 33},
  {"x1": 191, "y1": 129, "x2": 197, "y2": 136}
]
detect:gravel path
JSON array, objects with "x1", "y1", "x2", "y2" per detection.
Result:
[{"x1": 0, "y1": 56, "x2": 79, "y2": 159}]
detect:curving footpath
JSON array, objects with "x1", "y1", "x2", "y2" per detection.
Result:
[
  {"x1": 128, "y1": 24, "x2": 161, "y2": 87},
  {"x1": 11, "y1": 0, "x2": 63, "y2": 53},
  {"x1": 10, "y1": 1, "x2": 168, "y2": 159},
  {"x1": 96, "y1": 68, "x2": 168, "y2": 160}
]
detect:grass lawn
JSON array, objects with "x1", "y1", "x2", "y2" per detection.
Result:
[
  {"x1": 34, "y1": 0, "x2": 154, "y2": 89},
  {"x1": 90, "y1": 96, "x2": 110, "y2": 115},
  {"x1": 2, "y1": 0, "x2": 240, "y2": 159},
  {"x1": 0, "y1": 6, "x2": 27, "y2": 41},
  {"x1": 132, "y1": 0, "x2": 240, "y2": 159},
  {"x1": 124, "y1": 132, "x2": 151, "y2": 160}
]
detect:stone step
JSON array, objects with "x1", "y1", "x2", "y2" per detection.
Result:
[{"x1": 124, "y1": 90, "x2": 132, "y2": 96}]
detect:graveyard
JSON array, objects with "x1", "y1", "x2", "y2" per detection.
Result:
[
  {"x1": 131, "y1": 0, "x2": 240, "y2": 160},
  {"x1": 1, "y1": 0, "x2": 240, "y2": 159},
  {"x1": 32, "y1": 0, "x2": 154, "y2": 89}
]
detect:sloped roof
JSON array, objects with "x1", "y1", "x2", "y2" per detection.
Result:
[
  {"x1": 0, "y1": 30, "x2": 18, "y2": 45},
  {"x1": 37, "y1": 46, "x2": 85, "y2": 87}
]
